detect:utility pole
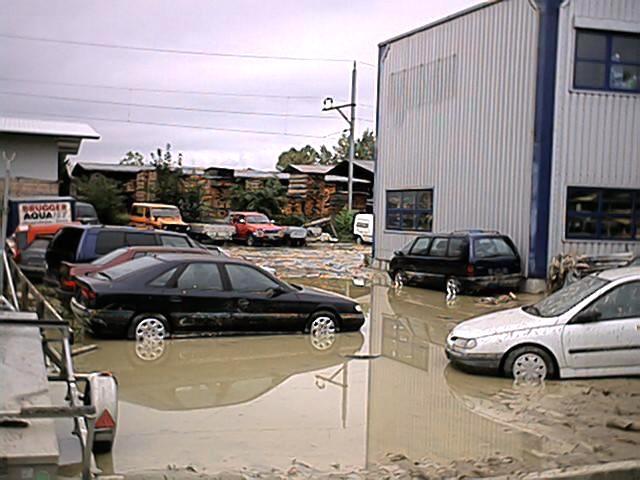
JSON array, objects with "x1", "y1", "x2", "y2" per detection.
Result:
[{"x1": 323, "y1": 61, "x2": 357, "y2": 211}]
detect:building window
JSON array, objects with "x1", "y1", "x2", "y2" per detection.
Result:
[
  {"x1": 574, "y1": 29, "x2": 640, "y2": 93},
  {"x1": 386, "y1": 189, "x2": 433, "y2": 232},
  {"x1": 566, "y1": 187, "x2": 639, "y2": 240}
]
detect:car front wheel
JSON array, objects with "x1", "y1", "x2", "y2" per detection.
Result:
[
  {"x1": 503, "y1": 346, "x2": 556, "y2": 382},
  {"x1": 306, "y1": 311, "x2": 339, "y2": 337},
  {"x1": 393, "y1": 269, "x2": 407, "y2": 288}
]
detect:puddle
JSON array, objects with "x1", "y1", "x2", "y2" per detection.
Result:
[{"x1": 71, "y1": 279, "x2": 640, "y2": 478}]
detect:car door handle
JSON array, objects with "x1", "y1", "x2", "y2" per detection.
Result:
[
  {"x1": 169, "y1": 296, "x2": 182, "y2": 303},
  {"x1": 238, "y1": 299, "x2": 250, "y2": 309}
]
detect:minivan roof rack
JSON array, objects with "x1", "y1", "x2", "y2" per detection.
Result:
[{"x1": 450, "y1": 229, "x2": 500, "y2": 235}]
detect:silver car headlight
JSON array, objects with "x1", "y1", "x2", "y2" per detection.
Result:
[{"x1": 452, "y1": 337, "x2": 477, "y2": 350}]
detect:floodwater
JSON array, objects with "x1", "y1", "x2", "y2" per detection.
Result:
[{"x1": 71, "y1": 277, "x2": 640, "y2": 478}]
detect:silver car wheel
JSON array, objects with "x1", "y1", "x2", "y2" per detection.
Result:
[
  {"x1": 310, "y1": 316, "x2": 337, "y2": 337},
  {"x1": 512, "y1": 352, "x2": 547, "y2": 382},
  {"x1": 135, "y1": 317, "x2": 167, "y2": 341},
  {"x1": 310, "y1": 332, "x2": 336, "y2": 351},
  {"x1": 394, "y1": 270, "x2": 406, "y2": 289}
]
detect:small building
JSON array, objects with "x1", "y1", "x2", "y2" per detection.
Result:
[
  {"x1": 373, "y1": 0, "x2": 640, "y2": 288},
  {"x1": 0, "y1": 116, "x2": 99, "y2": 196}
]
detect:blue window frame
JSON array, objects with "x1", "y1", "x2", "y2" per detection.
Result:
[
  {"x1": 574, "y1": 29, "x2": 640, "y2": 93},
  {"x1": 386, "y1": 189, "x2": 433, "y2": 232},
  {"x1": 566, "y1": 187, "x2": 640, "y2": 240}
]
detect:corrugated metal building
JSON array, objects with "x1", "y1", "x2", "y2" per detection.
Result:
[{"x1": 373, "y1": 0, "x2": 640, "y2": 287}]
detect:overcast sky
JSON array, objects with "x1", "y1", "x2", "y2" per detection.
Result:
[{"x1": 0, "y1": 0, "x2": 481, "y2": 170}]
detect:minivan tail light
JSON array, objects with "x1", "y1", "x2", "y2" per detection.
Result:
[{"x1": 466, "y1": 264, "x2": 475, "y2": 276}]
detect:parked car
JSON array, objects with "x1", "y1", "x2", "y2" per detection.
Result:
[
  {"x1": 282, "y1": 226, "x2": 307, "y2": 247},
  {"x1": 45, "y1": 225, "x2": 200, "y2": 289},
  {"x1": 388, "y1": 230, "x2": 522, "y2": 293},
  {"x1": 227, "y1": 211, "x2": 285, "y2": 246},
  {"x1": 446, "y1": 266, "x2": 640, "y2": 381},
  {"x1": 353, "y1": 213, "x2": 373, "y2": 244},
  {"x1": 58, "y1": 245, "x2": 224, "y2": 297},
  {"x1": 129, "y1": 202, "x2": 189, "y2": 232},
  {"x1": 70, "y1": 253, "x2": 365, "y2": 339},
  {"x1": 188, "y1": 221, "x2": 236, "y2": 245},
  {"x1": 8, "y1": 223, "x2": 77, "y2": 278},
  {"x1": 74, "y1": 202, "x2": 99, "y2": 224}
]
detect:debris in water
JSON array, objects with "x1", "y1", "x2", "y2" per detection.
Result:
[
  {"x1": 606, "y1": 418, "x2": 640, "y2": 432},
  {"x1": 71, "y1": 344, "x2": 98, "y2": 357}
]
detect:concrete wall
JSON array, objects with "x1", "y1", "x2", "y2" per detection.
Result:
[
  {"x1": 0, "y1": 133, "x2": 59, "y2": 182},
  {"x1": 374, "y1": 0, "x2": 539, "y2": 270},
  {"x1": 548, "y1": 0, "x2": 640, "y2": 260}
]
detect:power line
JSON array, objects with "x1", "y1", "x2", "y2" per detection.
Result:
[
  {"x1": 0, "y1": 76, "x2": 324, "y2": 101},
  {"x1": 0, "y1": 32, "x2": 376, "y2": 67},
  {"x1": 3, "y1": 109, "x2": 342, "y2": 140},
  {"x1": 0, "y1": 90, "x2": 374, "y2": 123}
]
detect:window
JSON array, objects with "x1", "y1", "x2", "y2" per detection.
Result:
[
  {"x1": 160, "y1": 234, "x2": 191, "y2": 247},
  {"x1": 75, "y1": 203, "x2": 97, "y2": 218},
  {"x1": 428, "y1": 237, "x2": 448, "y2": 257},
  {"x1": 91, "y1": 247, "x2": 128, "y2": 265},
  {"x1": 447, "y1": 237, "x2": 467, "y2": 258},
  {"x1": 226, "y1": 264, "x2": 279, "y2": 292},
  {"x1": 95, "y1": 231, "x2": 126, "y2": 255},
  {"x1": 581, "y1": 281, "x2": 640, "y2": 321},
  {"x1": 100, "y1": 256, "x2": 160, "y2": 280},
  {"x1": 566, "y1": 187, "x2": 639, "y2": 240},
  {"x1": 386, "y1": 189, "x2": 433, "y2": 231},
  {"x1": 177, "y1": 263, "x2": 223, "y2": 290},
  {"x1": 150, "y1": 267, "x2": 178, "y2": 287},
  {"x1": 473, "y1": 238, "x2": 517, "y2": 259},
  {"x1": 126, "y1": 232, "x2": 157, "y2": 247},
  {"x1": 410, "y1": 237, "x2": 431, "y2": 256},
  {"x1": 526, "y1": 275, "x2": 609, "y2": 317},
  {"x1": 574, "y1": 29, "x2": 640, "y2": 93}
]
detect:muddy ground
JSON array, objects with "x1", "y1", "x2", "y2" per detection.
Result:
[{"x1": 56, "y1": 244, "x2": 640, "y2": 478}]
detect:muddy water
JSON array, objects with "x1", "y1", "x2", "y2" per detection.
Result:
[{"x1": 73, "y1": 278, "x2": 640, "y2": 477}]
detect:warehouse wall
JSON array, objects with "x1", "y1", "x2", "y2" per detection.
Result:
[
  {"x1": 548, "y1": 0, "x2": 640, "y2": 260},
  {"x1": 374, "y1": 0, "x2": 539, "y2": 269},
  {"x1": 0, "y1": 133, "x2": 59, "y2": 182}
]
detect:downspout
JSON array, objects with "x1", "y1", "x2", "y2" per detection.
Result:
[{"x1": 528, "y1": 0, "x2": 563, "y2": 278}]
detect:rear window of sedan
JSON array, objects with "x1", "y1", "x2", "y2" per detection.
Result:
[{"x1": 98, "y1": 256, "x2": 162, "y2": 280}]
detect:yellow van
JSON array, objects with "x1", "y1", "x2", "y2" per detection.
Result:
[{"x1": 129, "y1": 203, "x2": 189, "y2": 232}]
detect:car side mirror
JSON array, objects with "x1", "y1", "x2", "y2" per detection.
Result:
[
  {"x1": 394, "y1": 250, "x2": 404, "y2": 257},
  {"x1": 266, "y1": 286, "x2": 285, "y2": 298},
  {"x1": 573, "y1": 310, "x2": 601, "y2": 324}
]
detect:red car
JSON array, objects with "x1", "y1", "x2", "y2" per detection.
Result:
[
  {"x1": 226, "y1": 211, "x2": 285, "y2": 246},
  {"x1": 59, "y1": 245, "x2": 224, "y2": 297}
]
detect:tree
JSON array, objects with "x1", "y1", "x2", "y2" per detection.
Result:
[
  {"x1": 179, "y1": 177, "x2": 208, "y2": 223},
  {"x1": 333, "y1": 129, "x2": 375, "y2": 161},
  {"x1": 120, "y1": 151, "x2": 145, "y2": 166},
  {"x1": 334, "y1": 208, "x2": 355, "y2": 242},
  {"x1": 230, "y1": 178, "x2": 287, "y2": 218},
  {"x1": 150, "y1": 144, "x2": 182, "y2": 205},
  {"x1": 75, "y1": 174, "x2": 127, "y2": 224},
  {"x1": 276, "y1": 145, "x2": 319, "y2": 171}
]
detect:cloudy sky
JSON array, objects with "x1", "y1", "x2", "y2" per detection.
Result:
[{"x1": 0, "y1": 0, "x2": 481, "y2": 170}]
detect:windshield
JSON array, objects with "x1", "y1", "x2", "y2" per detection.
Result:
[
  {"x1": 98, "y1": 256, "x2": 162, "y2": 281},
  {"x1": 246, "y1": 214, "x2": 270, "y2": 224},
  {"x1": 91, "y1": 247, "x2": 128, "y2": 265},
  {"x1": 525, "y1": 275, "x2": 609, "y2": 317},
  {"x1": 152, "y1": 208, "x2": 181, "y2": 218}
]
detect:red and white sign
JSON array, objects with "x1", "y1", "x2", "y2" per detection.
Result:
[{"x1": 18, "y1": 202, "x2": 72, "y2": 225}]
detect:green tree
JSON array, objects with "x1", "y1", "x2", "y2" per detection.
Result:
[
  {"x1": 276, "y1": 145, "x2": 319, "y2": 171},
  {"x1": 333, "y1": 129, "x2": 375, "y2": 161},
  {"x1": 75, "y1": 174, "x2": 127, "y2": 224},
  {"x1": 120, "y1": 151, "x2": 145, "y2": 166},
  {"x1": 179, "y1": 178, "x2": 208, "y2": 223},
  {"x1": 150, "y1": 144, "x2": 182, "y2": 205},
  {"x1": 334, "y1": 208, "x2": 355, "y2": 242},
  {"x1": 230, "y1": 178, "x2": 286, "y2": 218}
]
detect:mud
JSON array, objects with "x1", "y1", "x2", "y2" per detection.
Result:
[{"x1": 66, "y1": 272, "x2": 640, "y2": 478}]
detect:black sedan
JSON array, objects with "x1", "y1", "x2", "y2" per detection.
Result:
[{"x1": 71, "y1": 253, "x2": 365, "y2": 339}]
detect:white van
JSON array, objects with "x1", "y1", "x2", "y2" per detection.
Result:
[{"x1": 353, "y1": 213, "x2": 373, "y2": 244}]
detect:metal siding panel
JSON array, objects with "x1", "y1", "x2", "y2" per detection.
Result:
[
  {"x1": 548, "y1": 0, "x2": 640, "y2": 261},
  {"x1": 375, "y1": 0, "x2": 539, "y2": 267}
]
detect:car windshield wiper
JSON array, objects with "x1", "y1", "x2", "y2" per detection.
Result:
[{"x1": 524, "y1": 304, "x2": 542, "y2": 316}]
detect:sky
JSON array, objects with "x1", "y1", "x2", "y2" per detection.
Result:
[{"x1": 0, "y1": 0, "x2": 482, "y2": 171}]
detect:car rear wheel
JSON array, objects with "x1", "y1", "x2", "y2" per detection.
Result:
[
  {"x1": 128, "y1": 314, "x2": 169, "y2": 341},
  {"x1": 503, "y1": 346, "x2": 556, "y2": 382},
  {"x1": 246, "y1": 235, "x2": 257, "y2": 247},
  {"x1": 355, "y1": 236, "x2": 363, "y2": 245}
]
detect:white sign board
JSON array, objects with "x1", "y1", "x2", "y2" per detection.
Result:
[{"x1": 18, "y1": 202, "x2": 72, "y2": 225}]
